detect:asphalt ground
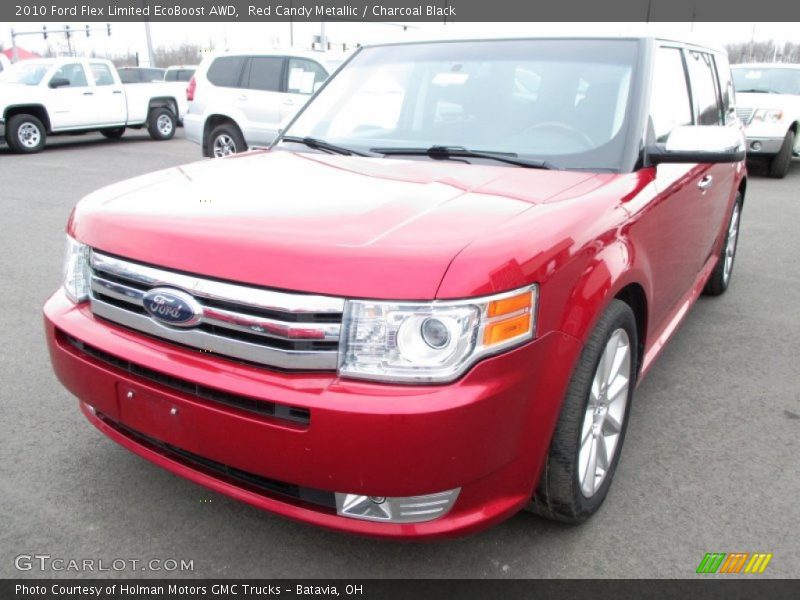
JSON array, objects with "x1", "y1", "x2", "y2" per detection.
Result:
[{"x1": 1, "y1": 129, "x2": 798, "y2": 578}]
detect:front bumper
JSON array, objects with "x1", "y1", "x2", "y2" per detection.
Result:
[
  {"x1": 183, "y1": 113, "x2": 203, "y2": 147},
  {"x1": 0, "y1": 117, "x2": 6, "y2": 143},
  {"x1": 743, "y1": 135, "x2": 785, "y2": 155},
  {"x1": 44, "y1": 289, "x2": 581, "y2": 539}
]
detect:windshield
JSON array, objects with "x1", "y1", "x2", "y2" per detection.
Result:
[
  {"x1": 282, "y1": 39, "x2": 639, "y2": 170},
  {"x1": 5, "y1": 61, "x2": 54, "y2": 85},
  {"x1": 732, "y1": 67, "x2": 800, "y2": 95}
]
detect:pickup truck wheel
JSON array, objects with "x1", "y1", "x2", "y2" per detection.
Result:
[
  {"x1": 101, "y1": 127, "x2": 126, "y2": 140},
  {"x1": 209, "y1": 124, "x2": 246, "y2": 158},
  {"x1": 527, "y1": 300, "x2": 637, "y2": 523},
  {"x1": 147, "y1": 108, "x2": 176, "y2": 141},
  {"x1": 703, "y1": 194, "x2": 742, "y2": 296},
  {"x1": 767, "y1": 130, "x2": 795, "y2": 179},
  {"x1": 7, "y1": 114, "x2": 46, "y2": 154}
]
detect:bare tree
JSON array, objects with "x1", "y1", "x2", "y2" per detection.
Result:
[
  {"x1": 726, "y1": 41, "x2": 800, "y2": 64},
  {"x1": 152, "y1": 43, "x2": 205, "y2": 67}
]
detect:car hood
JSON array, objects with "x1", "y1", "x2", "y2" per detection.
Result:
[
  {"x1": 72, "y1": 150, "x2": 603, "y2": 299},
  {"x1": 736, "y1": 91, "x2": 800, "y2": 112},
  {"x1": 0, "y1": 82, "x2": 42, "y2": 106}
]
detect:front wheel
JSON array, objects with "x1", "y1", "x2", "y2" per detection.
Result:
[
  {"x1": 6, "y1": 114, "x2": 47, "y2": 154},
  {"x1": 703, "y1": 194, "x2": 742, "y2": 296},
  {"x1": 767, "y1": 130, "x2": 795, "y2": 179},
  {"x1": 147, "y1": 107, "x2": 176, "y2": 141},
  {"x1": 527, "y1": 299, "x2": 638, "y2": 523}
]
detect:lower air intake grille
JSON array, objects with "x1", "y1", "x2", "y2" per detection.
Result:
[
  {"x1": 99, "y1": 416, "x2": 336, "y2": 510},
  {"x1": 63, "y1": 332, "x2": 310, "y2": 426}
]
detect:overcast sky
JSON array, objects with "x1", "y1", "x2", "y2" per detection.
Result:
[{"x1": 2, "y1": 21, "x2": 798, "y2": 63}]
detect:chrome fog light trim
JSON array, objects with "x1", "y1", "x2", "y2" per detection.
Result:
[{"x1": 334, "y1": 488, "x2": 460, "y2": 523}]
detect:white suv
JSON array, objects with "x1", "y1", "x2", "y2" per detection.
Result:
[
  {"x1": 732, "y1": 63, "x2": 800, "y2": 178},
  {"x1": 185, "y1": 50, "x2": 338, "y2": 157}
]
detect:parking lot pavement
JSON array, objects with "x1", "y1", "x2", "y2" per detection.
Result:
[{"x1": 1, "y1": 130, "x2": 798, "y2": 579}]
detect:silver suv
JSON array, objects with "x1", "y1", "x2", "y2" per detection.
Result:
[{"x1": 185, "y1": 50, "x2": 340, "y2": 157}]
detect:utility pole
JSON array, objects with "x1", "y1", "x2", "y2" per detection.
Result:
[
  {"x1": 289, "y1": 0, "x2": 294, "y2": 47},
  {"x1": 9, "y1": 24, "x2": 111, "y2": 61},
  {"x1": 65, "y1": 25, "x2": 73, "y2": 55},
  {"x1": 142, "y1": 0, "x2": 155, "y2": 66}
]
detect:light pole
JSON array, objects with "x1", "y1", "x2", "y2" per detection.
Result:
[{"x1": 142, "y1": 0, "x2": 155, "y2": 66}]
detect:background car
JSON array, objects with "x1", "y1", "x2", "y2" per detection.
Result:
[
  {"x1": 164, "y1": 65, "x2": 197, "y2": 82},
  {"x1": 184, "y1": 50, "x2": 339, "y2": 157},
  {"x1": 117, "y1": 66, "x2": 166, "y2": 84},
  {"x1": 1, "y1": 58, "x2": 181, "y2": 153},
  {"x1": 732, "y1": 62, "x2": 800, "y2": 178}
]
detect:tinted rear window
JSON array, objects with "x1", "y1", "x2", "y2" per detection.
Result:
[
  {"x1": 208, "y1": 57, "x2": 246, "y2": 87},
  {"x1": 245, "y1": 57, "x2": 284, "y2": 92},
  {"x1": 165, "y1": 69, "x2": 195, "y2": 82},
  {"x1": 118, "y1": 69, "x2": 138, "y2": 83}
]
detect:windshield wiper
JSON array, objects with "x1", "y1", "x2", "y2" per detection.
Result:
[
  {"x1": 737, "y1": 88, "x2": 780, "y2": 94},
  {"x1": 371, "y1": 145, "x2": 558, "y2": 170},
  {"x1": 280, "y1": 135, "x2": 372, "y2": 157}
]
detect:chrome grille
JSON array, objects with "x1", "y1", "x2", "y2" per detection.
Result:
[
  {"x1": 736, "y1": 107, "x2": 755, "y2": 124},
  {"x1": 88, "y1": 251, "x2": 344, "y2": 370}
]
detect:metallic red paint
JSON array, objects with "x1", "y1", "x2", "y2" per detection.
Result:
[
  {"x1": 49, "y1": 145, "x2": 744, "y2": 537},
  {"x1": 44, "y1": 290, "x2": 582, "y2": 539}
]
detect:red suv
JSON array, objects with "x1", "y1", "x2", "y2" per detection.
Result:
[{"x1": 45, "y1": 37, "x2": 746, "y2": 538}]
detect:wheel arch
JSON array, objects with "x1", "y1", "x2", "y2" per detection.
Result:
[
  {"x1": 737, "y1": 175, "x2": 747, "y2": 206},
  {"x1": 202, "y1": 114, "x2": 244, "y2": 157},
  {"x1": 4, "y1": 104, "x2": 52, "y2": 132},
  {"x1": 556, "y1": 240, "x2": 652, "y2": 378},
  {"x1": 148, "y1": 97, "x2": 178, "y2": 117}
]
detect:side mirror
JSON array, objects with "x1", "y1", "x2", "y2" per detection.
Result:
[
  {"x1": 49, "y1": 77, "x2": 71, "y2": 89},
  {"x1": 647, "y1": 125, "x2": 745, "y2": 165}
]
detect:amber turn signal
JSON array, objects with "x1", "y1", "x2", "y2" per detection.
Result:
[
  {"x1": 487, "y1": 292, "x2": 532, "y2": 318},
  {"x1": 484, "y1": 313, "x2": 532, "y2": 346}
]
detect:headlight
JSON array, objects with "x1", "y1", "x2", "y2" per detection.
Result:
[
  {"x1": 339, "y1": 285, "x2": 537, "y2": 383},
  {"x1": 753, "y1": 109, "x2": 784, "y2": 124},
  {"x1": 63, "y1": 235, "x2": 91, "y2": 304}
]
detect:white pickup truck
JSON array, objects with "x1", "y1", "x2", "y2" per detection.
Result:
[
  {"x1": 732, "y1": 62, "x2": 800, "y2": 178},
  {"x1": 0, "y1": 57, "x2": 182, "y2": 154}
]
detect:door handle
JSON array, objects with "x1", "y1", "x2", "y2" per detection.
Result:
[
  {"x1": 697, "y1": 175, "x2": 713, "y2": 191},
  {"x1": 237, "y1": 94, "x2": 248, "y2": 101},
  {"x1": 112, "y1": 90, "x2": 122, "y2": 94},
  {"x1": 83, "y1": 92, "x2": 94, "y2": 96}
]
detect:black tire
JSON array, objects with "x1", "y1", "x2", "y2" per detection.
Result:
[
  {"x1": 101, "y1": 127, "x2": 126, "y2": 140},
  {"x1": 527, "y1": 300, "x2": 638, "y2": 523},
  {"x1": 147, "y1": 107, "x2": 176, "y2": 141},
  {"x1": 207, "y1": 123, "x2": 246, "y2": 158},
  {"x1": 6, "y1": 114, "x2": 47, "y2": 154},
  {"x1": 767, "y1": 130, "x2": 795, "y2": 179},
  {"x1": 703, "y1": 193, "x2": 743, "y2": 296}
]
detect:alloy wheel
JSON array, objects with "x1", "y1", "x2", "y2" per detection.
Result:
[
  {"x1": 723, "y1": 203, "x2": 741, "y2": 285},
  {"x1": 213, "y1": 134, "x2": 236, "y2": 157},
  {"x1": 578, "y1": 328, "x2": 631, "y2": 498}
]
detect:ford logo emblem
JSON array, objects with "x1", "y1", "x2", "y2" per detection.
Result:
[{"x1": 142, "y1": 288, "x2": 203, "y2": 328}]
